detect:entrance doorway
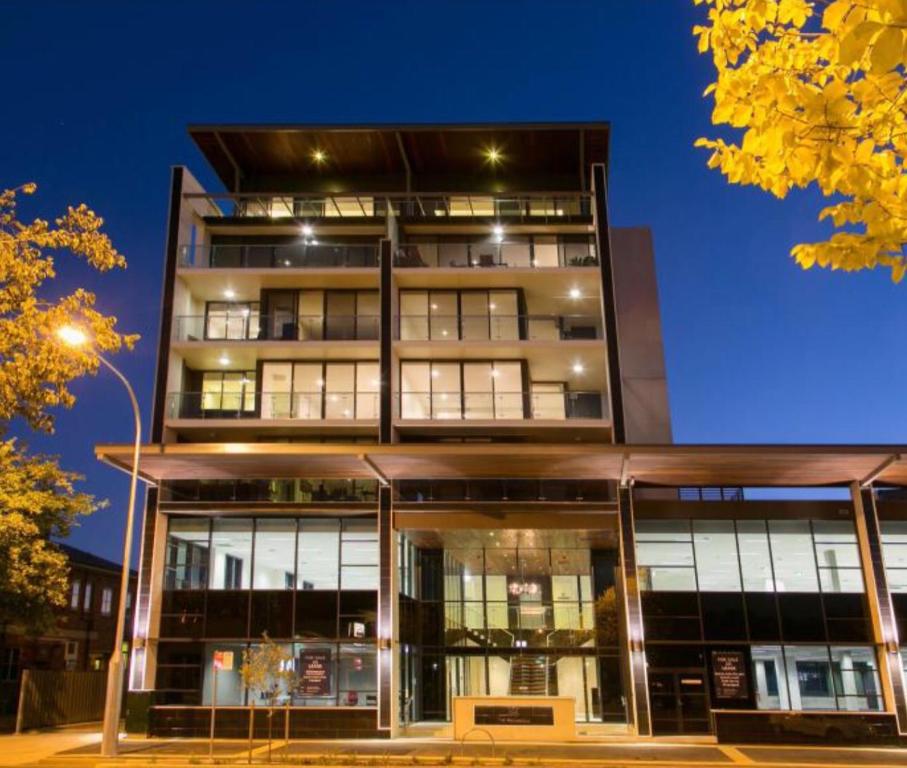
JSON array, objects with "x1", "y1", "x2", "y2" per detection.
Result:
[{"x1": 648, "y1": 670, "x2": 711, "y2": 735}]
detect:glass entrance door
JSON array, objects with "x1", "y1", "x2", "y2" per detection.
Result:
[{"x1": 648, "y1": 671, "x2": 711, "y2": 735}]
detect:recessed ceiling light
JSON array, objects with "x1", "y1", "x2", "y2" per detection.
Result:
[
  {"x1": 492, "y1": 224, "x2": 504, "y2": 237},
  {"x1": 485, "y1": 146, "x2": 502, "y2": 165},
  {"x1": 312, "y1": 149, "x2": 326, "y2": 164},
  {"x1": 431, "y1": 369, "x2": 439, "y2": 378},
  {"x1": 218, "y1": 355, "x2": 230, "y2": 366},
  {"x1": 223, "y1": 289, "x2": 236, "y2": 299},
  {"x1": 488, "y1": 303, "x2": 496, "y2": 310},
  {"x1": 569, "y1": 287, "x2": 581, "y2": 299},
  {"x1": 301, "y1": 224, "x2": 314, "y2": 237},
  {"x1": 572, "y1": 362, "x2": 585, "y2": 374}
]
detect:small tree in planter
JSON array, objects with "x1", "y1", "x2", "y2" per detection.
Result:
[{"x1": 240, "y1": 633, "x2": 295, "y2": 762}]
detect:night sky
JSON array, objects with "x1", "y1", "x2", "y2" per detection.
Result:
[{"x1": 1, "y1": 1, "x2": 905, "y2": 565}]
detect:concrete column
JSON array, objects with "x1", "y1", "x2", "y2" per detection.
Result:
[
  {"x1": 616, "y1": 484, "x2": 651, "y2": 735},
  {"x1": 851, "y1": 482, "x2": 907, "y2": 730}
]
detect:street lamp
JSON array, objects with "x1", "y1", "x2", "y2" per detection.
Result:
[{"x1": 57, "y1": 325, "x2": 141, "y2": 757}]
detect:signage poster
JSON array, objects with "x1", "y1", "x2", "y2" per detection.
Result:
[
  {"x1": 213, "y1": 650, "x2": 234, "y2": 671},
  {"x1": 474, "y1": 705, "x2": 554, "y2": 726},
  {"x1": 298, "y1": 650, "x2": 332, "y2": 696},
  {"x1": 711, "y1": 650, "x2": 748, "y2": 699}
]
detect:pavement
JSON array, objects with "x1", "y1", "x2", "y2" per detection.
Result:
[{"x1": 6, "y1": 726, "x2": 907, "y2": 768}]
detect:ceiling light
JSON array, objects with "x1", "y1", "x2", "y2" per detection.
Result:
[
  {"x1": 223, "y1": 289, "x2": 236, "y2": 299},
  {"x1": 218, "y1": 355, "x2": 230, "y2": 366},
  {"x1": 569, "y1": 287, "x2": 581, "y2": 300},
  {"x1": 489, "y1": 303, "x2": 496, "y2": 310},
  {"x1": 485, "y1": 146, "x2": 502, "y2": 165},
  {"x1": 315, "y1": 378, "x2": 324, "y2": 388},
  {"x1": 431, "y1": 303, "x2": 438, "y2": 310},
  {"x1": 572, "y1": 362, "x2": 585, "y2": 374},
  {"x1": 301, "y1": 224, "x2": 314, "y2": 237},
  {"x1": 492, "y1": 224, "x2": 504, "y2": 238},
  {"x1": 491, "y1": 369, "x2": 500, "y2": 378},
  {"x1": 431, "y1": 369, "x2": 439, "y2": 379},
  {"x1": 311, "y1": 149, "x2": 326, "y2": 164}
]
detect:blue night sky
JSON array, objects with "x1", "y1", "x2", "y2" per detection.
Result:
[{"x1": 1, "y1": 1, "x2": 905, "y2": 564}]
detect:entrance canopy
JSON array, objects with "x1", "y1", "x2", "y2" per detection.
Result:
[{"x1": 94, "y1": 442, "x2": 907, "y2": 488}]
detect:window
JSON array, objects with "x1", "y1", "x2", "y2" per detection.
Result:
[
  {"x1": 769, "y1": 521, "x2": 819, "y2": 592},
  {"x1": 201, "y1": 371, "x2": 256, "y2": 414},
  {"x1": 399, "y1": 290, "x2": 520, "y2": 342},
  {"x1": 693, "y1": 520, "x2": 741, "y2": 591},
  {"x1": 253, "y1": 519, "x2": 296, "y2": 590},
  {"x1": 260, "y1": 361, "x2": 378, "y2": 420},
  {"x1": 812, "y1": 521, "x2": 863, "y2": 593},
  {"x1": 340, "y1": 520, "x2": 378, "y2": 590},
  {"x1": 636, "y1": 520, "x2": 697, "y2": 591},
  {"x1": 165, "y1": 518, "x2": 210, "y2": 590},
  {"x1": 82, "y1": 582, "x2": 93, "y2": 611},
  {"x1": 70, "y1": 579, "x2": 81, "y2": 610},
  {"x1": 881, "y1": 522, "x2": 907, "y2": 592},
  {"x1": 298, "y1": 520, "x2": 340, "y2": 590},
  {"x1": 752, "y1": 645, "x2": 882, "y2": 712},
  {"x1": 205, "y1": 302, "x2": 260, "y2": 340},
  {"x1": 210, "y1": 519, "x2": 253, "y2": 590},
  {"x1": 101, "y1": 587, "x2": 113, "y2": 616}
]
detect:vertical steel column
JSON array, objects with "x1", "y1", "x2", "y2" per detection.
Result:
[
  {"x1": 377, "y1": 485, "x2": 396, "y2": 734},
  {"x1": 617, "y1": 483, "x2": 651, "y2": 735},
  {"x1": 851, "y1": 482, "x2": 907, "y2": 731},
  {"x1": 590, "y1": 163, "x2": 625, "y2": 444},
  {"x1": 379, "y1": 239, "x2": 393, "y2": 444}
]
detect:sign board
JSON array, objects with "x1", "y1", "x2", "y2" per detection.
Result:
[
  {"x1": 711, "y1": 650, "x2": 748, "y2": 700},
  {"x1": 213, "y1": 650, "x2": 234, "y2": 671},
  {"x1": 475, "y1": 705, "x2": 555, "y2": 726},
  {"x1": 298, "y1": 650, "x2": 332, "y2": 696}
]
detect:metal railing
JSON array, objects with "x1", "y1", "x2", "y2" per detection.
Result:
[
  {"x1": 178, "y1": 242, "x2": 379, "y2": 269},
  {"x1": 395, "y1": 478, "x2": 613, "y2": 502},
  {"x1": 394, "y1": 241, "x2": 597, "y2": 268},
  {"x1": 678, "y1": 487, "x2": 745, "y2": 501},
  {"x1": 396, "y1": 313, "x2": 602, "y2": 341},
  {"x1": 166, "y1": 391, "x2": 379, "y2": 421},
  {"x1": 161, "y1": 478, "x2": 379, "y2": 503},
  {"x1": 397, "y1": 391, "x2": 606, "y2": 421},
  {"x1": 183, "y1": 191, "x2": 593, "y2": 222},
  {"x1": 172, "y1": 314, "x2": 380, "y2": 342}
]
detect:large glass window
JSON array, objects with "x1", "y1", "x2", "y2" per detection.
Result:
[
  {"x1": 881, "y1": 521, "x2": 907, "y2": 592},
  {"x1": 297, "y1": 520, "x2": 340, "y2": 590},
  {"x1": 205, "y1": 302, "x2": 260, "y2": 340},
  {"x1": 201, "y1": 371, "x2": 256, "y2": 415},
  {"x1": 752, "y1": 645, "x2": 881, "y2": 712},
  {"x1": 341, "y1": 520, "x2": 378, "y2": 590},
  {"x1": 259, "y1": 361, "x2": 379, "y2": 420},
  {"x1": 637, "y1": 518, "x2": 864, "y2": 594},
  {"x1": 165, "y1": 518, "x2": 210, "y2": 590},
  {"x1": 253, "y1": 519, "x2": 297, "y2": 590},
  {"x1": 209, "y1": 519, "x2": 253, "y2": 590}
]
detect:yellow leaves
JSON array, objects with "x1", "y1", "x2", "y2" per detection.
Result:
[
  {"x1": 694, "y1": 0, "x2": 907, "y2": 283},
  {"x1": 869, "y1": 26, "x2": 906, "y2": 72}
]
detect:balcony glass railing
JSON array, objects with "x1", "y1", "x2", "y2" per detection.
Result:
[
  {"x1": 184, "y1": 192, "x2": 592, "y2": 222},
  {"x1": 394, "y1": 241, "x2": 597, "y2": 269},
  {"x1": 178, "y1": 242, "x2": 379, "y2": 269},
  {"x1": 166, "y1": 391, "x2": 379, "y2": 421},
  {"x1": 162, "y1": 478, "x2": 379, "y2": 504},
  {"x1": 396, "y1": 314, "x2": 603, "y2": 341},
  {"x1": 172, "y1": 314, "x2": 379, "y2": 342},
  {"x1": 395, "y1": 478, "x2": 613, "y2": 503},
  {"x1": 397, "y1": 391, "x2": 606, "y2": 421}
]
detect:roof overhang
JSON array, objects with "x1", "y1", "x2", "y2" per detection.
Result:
[
  {"x1": 94, "y1": 442, "x2": 907, "y2": 489},
  {"x1": 188, "y1": 122, "x2": 610, "y2": 193}
]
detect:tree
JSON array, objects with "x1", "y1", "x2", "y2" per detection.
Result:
[
  {"x1": 0, "y1": 183, "x2": 135, "y2": 630},
  {"x1": 240, "y1": 634, "x2": 295, "y2": 761},
  {"x1": 693, "y1": 0, "x2": 907, "y2": 281}
]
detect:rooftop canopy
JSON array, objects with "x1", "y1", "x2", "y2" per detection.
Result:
[
  {"x1": 95, "y1": 442, "x2": 906, "y2": 489},
  {"x1": 188, "y1": 122, "x2": 610, "y2": 194}
]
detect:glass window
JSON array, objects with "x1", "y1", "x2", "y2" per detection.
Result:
[
  {"x1": 813, "y1": 521, "x2": 863, "y2": 593},
  {"x1": 210, "y1": 519, "x2": 253, "y2": 590},
  {"x1": 292, "y1": 643, "x2": 337, "y2": 706},
  {"x1": 324, "y1": 363, "x2": 355, "y2": 419},
  {"x1": 201, "y1": 643, "x2": 248, "y2": 705},
  {"x1": 101, "y1": 587, "x2": 113, "y2": 616},
  {"x1": 785, "y1": 645, "x2": 836, "y2": 710},
  {"x1": 165, "y1": 518, "x2": 210, "y2": 590},
  {"x1": 400, "y1": 292, "x2": 428, "y2": 340},
  {"x1": 769, "y1": 521, "x2": 819, "y2": 592},
  {"x1": 400, "y1": 362, "x2": 430, "y2": 419},
  {"x1": 636, "y1": 520, "x2": 696, "y2": 591},
  {"x1": 431, "y1": 363, "x2": 461, "y2": 420},
  {"x1": 830, "y1": 646, "x2": 882, "y2": 711},
  {"x1": 341, "y1": 520, "x2": 378, "y2": 590},
  {"x1": 882, "y1": 522, "x2": 907, "y2": 593},
  {"x1": 429, "y1": 292, "x2": 457, "y2": 340},
  {"x1": 70, "y1": 580, "x2": 81, "y2": 610},
  {"x1": 253, "y1": 519, "x2": 296, "y2": 590},
  {"x1": 693, "y1": 520, "x2": 741, "y2": 591},
  {"x1": 83, "y1": 582, "x2": 93, "y2": 611},
  {"x1": 737, "y1": 520, "x2": 775, "y2": 592},
  {"x1": 298, "y1": 520, "x2": 340, "y2": 590},
  {"x1": 460, "y1": 292, "x2": 489, "y2": 341},
  {"x1": 338, "y1": 644, "x2": 377, "y2": 707},
  {"x1": 356, "y1": 362, "x2": 380, "y2": 420},
  {"x1": 752, "y1": 645, "x2": 789, "y2": 710}
]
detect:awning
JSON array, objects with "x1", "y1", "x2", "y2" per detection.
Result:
[{"x1": 94, "y1": 442, "x2": 907, "y2": 488}]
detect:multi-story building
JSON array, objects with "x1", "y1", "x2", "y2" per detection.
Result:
[{"x1": 97, "y1": 123, "x2": 907, "y2": 745}]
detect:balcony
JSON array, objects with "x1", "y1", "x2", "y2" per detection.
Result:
[
  {"x1": 396, "y1": 314, "x2": 602, "y2": 342},
  {"x1": 178, "y1": 242, "x2": 379, "y2": 269},
  {"x1": 184, "y1": 192, "x2": 592, "y2": 223},
  {"x1": 172, "y1": 314, "x2": 379, "y2": 342},
  {"x1": 166, "y1": 391, "x2": 379, "y2": 422},
  {"x1": 397, "y1": 391, "x2": 606, "y2": 421},
  {"x1": 394, "y1": 240, "x2": 597, "y2": 269}
]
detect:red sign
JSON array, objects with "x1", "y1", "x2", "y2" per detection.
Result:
[{"x1": 213, "y1": 650, "x2": 234, "y2": 671}]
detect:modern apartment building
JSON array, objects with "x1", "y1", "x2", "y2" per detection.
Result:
[{"x1": 98, "y1": 124, "x2": 907, "y2": 745}]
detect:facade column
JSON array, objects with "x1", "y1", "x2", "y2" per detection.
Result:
[
  {"x1": 852, "y1": 482, "x2": 907, "y2": 731},
  {"x1": 616, "y1": 483, "x2": 651, "y2": 735},
  {"x1": 590, "y1": 162, "x2": 625, "y2": 443},
  {"x1": 377, "y1": 484, "x2": 398, "y2": 735}
]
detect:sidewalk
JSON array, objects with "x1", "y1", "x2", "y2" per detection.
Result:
[{"x1": 0, "y1": 724, "x2": 101, "y2": 767}]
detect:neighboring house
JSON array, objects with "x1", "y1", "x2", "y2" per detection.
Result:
[{"x1": 0, "y1": 544, "x2": 136, "y2": 727}]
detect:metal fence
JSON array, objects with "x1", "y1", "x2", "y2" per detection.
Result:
[{"x1": 15, "y1": 669, "x2": 107, "y2": 731}]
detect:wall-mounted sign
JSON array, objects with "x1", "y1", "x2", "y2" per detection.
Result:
[
  {"x1": 475, "y1": 706, "x2": 554, "y2": 726},
  {"x1": 298, "y1": 650, "x2": 332, "y2": 696},
  {"x1": 711, "y1": 650, "x2": 748, "y2": 700},
  {"x1": 213, "y1": 650, "x2": 234, "y2": 671}
]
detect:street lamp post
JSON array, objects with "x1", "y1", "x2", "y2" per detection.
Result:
[{"x1": 57, "y1": 326, "x2": 141, "y2": 757}]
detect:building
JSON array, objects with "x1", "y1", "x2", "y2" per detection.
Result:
[
  {"x1": 97, "y1": 123, "x2": 907, "y2": 745},
  {"x1": 0, "y1": 545, "x2": 136, "y2": 728}
]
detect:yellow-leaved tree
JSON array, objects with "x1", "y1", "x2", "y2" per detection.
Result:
[
  {"x1": 0, "y1": 183, "x2": 136, "y2": 630},
  {"x1": 693, "y1": 0, "x2": 907, "y2": 280}
]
